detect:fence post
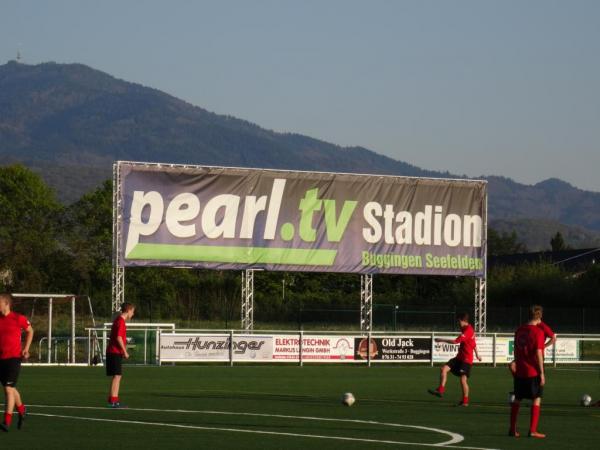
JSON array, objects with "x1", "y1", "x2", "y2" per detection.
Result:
[
  {"x1": 553, "y1": 334, "x2": 557, "y2": 368},
  {"x1": 299, "y1": 330, "x2": 304, "y2": 367},
  {"x1": 144, "y1": 328, "x2": 148, "y2": 365},
  {"x1": 229, "y1": 330, "x2": 234, "y2": 367},
  {"x1": 366, "y1": 331, "x2": 371, "y2": 367},
  {"x1": 493, "y1": 333, "x2": 497, "y2": 367},
  {"x1": 157, "y1": 330, "x2": 162, "y2": 366},
  {"x1": 430, "y1": 331, "x2": 435, "y2": 367}
]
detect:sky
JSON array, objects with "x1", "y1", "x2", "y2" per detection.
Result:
[{"x1": 1, "y1": 0, "x2": 599, "y2": 191}]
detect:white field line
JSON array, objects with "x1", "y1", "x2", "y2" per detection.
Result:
[{"x1": 27, "y1": 405, "x2": 501, "y2": 450}]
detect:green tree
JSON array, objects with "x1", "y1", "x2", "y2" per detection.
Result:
[
  {"x1": 62, "y1": 179, "x2": 113, "y2": 312},
  {"x1": 0, "y1": 164, "x2": 62, "y2": 291},
  {"x1": 488, "y1": 228, "x2": 527, "y2": 256},
  {"x1": 550, "y1": 231, "x2": 568, "y2": 251}
]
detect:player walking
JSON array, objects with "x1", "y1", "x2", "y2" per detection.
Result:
[
  {"x1": 428, "y1": 312, "x2": 481, "y2": 406},
  {"x1": 0, "y1": 293, "x2": 34, "y2": 432},
  {"x1": 106, "y1": 302, "x2": 135, "y2": 408},
  {"x1": 509, "y1": 305, "x2": 546, "y2": 438}
]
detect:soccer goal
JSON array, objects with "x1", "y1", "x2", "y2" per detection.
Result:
[
  {"x1": 88, "y1": 322, "x2": 176, "y2": 365},
  {"x1": 11, "y1": 293, "x2": 99, "y2": 365}
]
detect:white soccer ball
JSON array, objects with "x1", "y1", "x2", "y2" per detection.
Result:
[
  {"x1": 581, "y1": 394, "x2": 592, "y2": 407},
  {"x1": 508, "y1": 392, "x2": 516, "y2": 404},
  {"x1": 342, "y1": 392, "x2": 356, "y2": 407}
]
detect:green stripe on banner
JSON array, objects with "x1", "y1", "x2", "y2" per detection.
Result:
[{"x1": 127, "y1": 243, "x2": 338, "y2": 266}]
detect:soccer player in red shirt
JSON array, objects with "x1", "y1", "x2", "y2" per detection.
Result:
[
  {"x1": 509, "y1": 305, "x2": 546, "y2": 439},
  {"x1": 0, "y1": 293, "x2": 34, "y2": 432},
  {"x1": 509, "y1": 313, "x2": 555, "y2": 376},
  {"x1": 106, "y1": 302, "x2": 135, "y2": 408},
  {"x1": 428, "y1": 312, "x2": 482, "y2": 406}
]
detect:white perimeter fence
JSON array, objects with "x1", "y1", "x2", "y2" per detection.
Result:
[{"x1": 71, "y1": 328, "x2": 600, "y2": 367}]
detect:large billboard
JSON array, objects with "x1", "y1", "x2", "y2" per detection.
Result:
[{"x1": 117, "y1": 162, "x2": 487, "y2": 276}]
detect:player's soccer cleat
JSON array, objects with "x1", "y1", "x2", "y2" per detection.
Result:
[
  {"x1": 108, "y1": 402, "x2": 127, "y2": 409},
  {"x1": 508, "y1": 430, "x2": 520, "y2": 438},
  {"x1": 17, "y1": 409, "x2": 26, "y2": 430},
  {"x1": 427, "y1": 388, "x2": 443, "y2": 398},
  {"x1": 456, "y1": 400, "x2": 469, "y2": 407},
  {"x1": 0, "y1": 422, "x2": 9, "y2": 432},
  {"x1": 529, "y1": 431, "x2": 546, "y2": 438}
]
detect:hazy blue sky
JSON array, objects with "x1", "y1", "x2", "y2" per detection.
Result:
[{"x1": 2, "y1": 0, "x2": 599, "y2": 191}]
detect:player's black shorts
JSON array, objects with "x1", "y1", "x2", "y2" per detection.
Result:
[
  {"x1": 0, "y1": 358, "x2": 22, "y2": 387},
  {"x1": 514, "y1": 376, "x2": 543, "y2": 400},
  {"x1": 446, "y1": 357, "x2": 472, "y2": 378},
  {"x1": 105, "y1": 353, "x2": 123, "y2": 376}
]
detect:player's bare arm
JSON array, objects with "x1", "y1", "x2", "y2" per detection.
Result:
[
  {"x1": 21, "y1": 325, "x2": 33, "y2": 360},
  {"x1": 117, "y1": 336, "x2": 129, "y2": 359},
  {"x1": 537, "y1": 349, "x2": 545, "y2": 386},
  {"x1": 544, "y1": 335, "x2": 556, "y2": 349}
]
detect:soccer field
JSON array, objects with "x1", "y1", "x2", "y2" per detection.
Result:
[{"x1": 2, "y1": 365, "x2": 599, "y2": 449}]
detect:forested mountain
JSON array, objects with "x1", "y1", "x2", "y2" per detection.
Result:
[{"x1": 2, "y1": 60, "x2": 600, "y2": 249}]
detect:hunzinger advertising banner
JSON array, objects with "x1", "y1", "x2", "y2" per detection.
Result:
[
  {"x1": 118, "y1": 162, "x2": 487, "y2": 276},
  {"x1": 159, "y1": 333, "x2": 273, "y2": 362}
]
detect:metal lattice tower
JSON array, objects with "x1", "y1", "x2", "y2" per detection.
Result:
[
  {"x1": 360, "y1": 274, "x2": 373, "y2": 332},
  {"x1": 111, "y1": 162, "x2": 125, "y2": 313},
  {"x1": 474, "y1": 277, "x2": 487, "y2": 332},
  {"x1": 241, "y1": 269, "x2": 254, "y2": 330}
]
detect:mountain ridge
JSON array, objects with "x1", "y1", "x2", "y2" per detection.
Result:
[{"x1": 2, "y1": 60, "x2": 600, "y2": 247}]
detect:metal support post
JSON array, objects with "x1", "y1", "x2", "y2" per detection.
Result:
[
  {"x1": 360, "y1": 274, "x2": 373, "y2": 332},
  {"x1": 474, "y1": 277, "x2": 487, "y2": 333},
  {"x1": 71, "y1": 296, "x2": 76, "y2": 363},
  {"x1": 241, "y1": 269, "x2": 254, "y2": 330},
  {"x1": 47, "y1": 297, "x2": 53, "y2": 364},
  {"x1": 112, "y1": 162, "x2": 125, "y2": 313},
  {"x1": 229, "y1": 330, "x2": 234, "y2": 367}
]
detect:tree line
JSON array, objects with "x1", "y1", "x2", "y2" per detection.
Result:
[{"x1": 1, "y1": 164, "x2": 598, "y2": 324}]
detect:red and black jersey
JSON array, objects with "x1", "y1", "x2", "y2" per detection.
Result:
[
  {"x1": 0, "y1": 312, "x2": 31, "y2": 359},
  {"x1": 537, "y1": 321, "x2": 555, "y2": 341},
  {"x1": 453, "y1": 324, "x2": 477, "y2": 364},
  {"x1": 514, "y1": 324, "x2": 545, "y2": 378},
  {"x1": 107, "y1": 315, "x2": 127, "y2": 355}
]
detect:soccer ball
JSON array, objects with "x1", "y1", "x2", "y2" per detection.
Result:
[
  {"x1": 507, "y1": 392, "x2": 516, "y2": 404},
  {"x1": 581, "y1": 394, "x2": 592, "y2": 407},
  {"x1": 342, "y1": 392, "x2": 356, "y2": 407}
]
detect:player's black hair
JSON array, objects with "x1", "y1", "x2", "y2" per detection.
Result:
[
  {"x1": 456, "y1": 312, "x2": 469, "y2": 322},
  {"x1": 121, "y1": 302, "x2": 135, "y2": 313}
]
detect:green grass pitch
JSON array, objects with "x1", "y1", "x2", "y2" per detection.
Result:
[{"x1": 2, "y1": 365, "x2": 599, "y2": 449}]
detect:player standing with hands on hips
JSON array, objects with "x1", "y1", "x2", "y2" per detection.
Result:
[
  {"x1": 428, "y1": 312, "x2": 481, "y2": 406},
  {"x1": 106, "y1": 302, "x2": 135, "y2": 408},
  {"x1": 509, "y1": 305, "x2": 547, "y2": 438},
  {"x1": 0, "y1": 293, "x2": 34, "y2": 432}
]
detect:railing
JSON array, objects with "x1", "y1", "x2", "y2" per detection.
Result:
[
  {"x1": 155, "y1": 329, "x2": 600, "y2": 367},
  {"x1": 26, "y1": 328, "x2": 600, "y2": 367}
]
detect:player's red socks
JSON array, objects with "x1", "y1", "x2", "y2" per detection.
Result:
[
  {"x1": 3, "y1": 413, "x2": 12, "y2": 426},
  {"x1": 509, "y1": 402, "x2": 520, "y2": 434},
  {"x1": 16, "y1": 404, "x2": 26, "y2": 416},
  {"x1": 530, "y1": 404, "x2": 541, "y2": 433},
  {"x1": 462, "y1": 396, "x2": 469, "y2": 405},
  {"x1": 437, "y1": 386, "x2": 445, "y2": 394},
  {"x1": 109, "y1": 396, "x2": 119, "y2": 404}
]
